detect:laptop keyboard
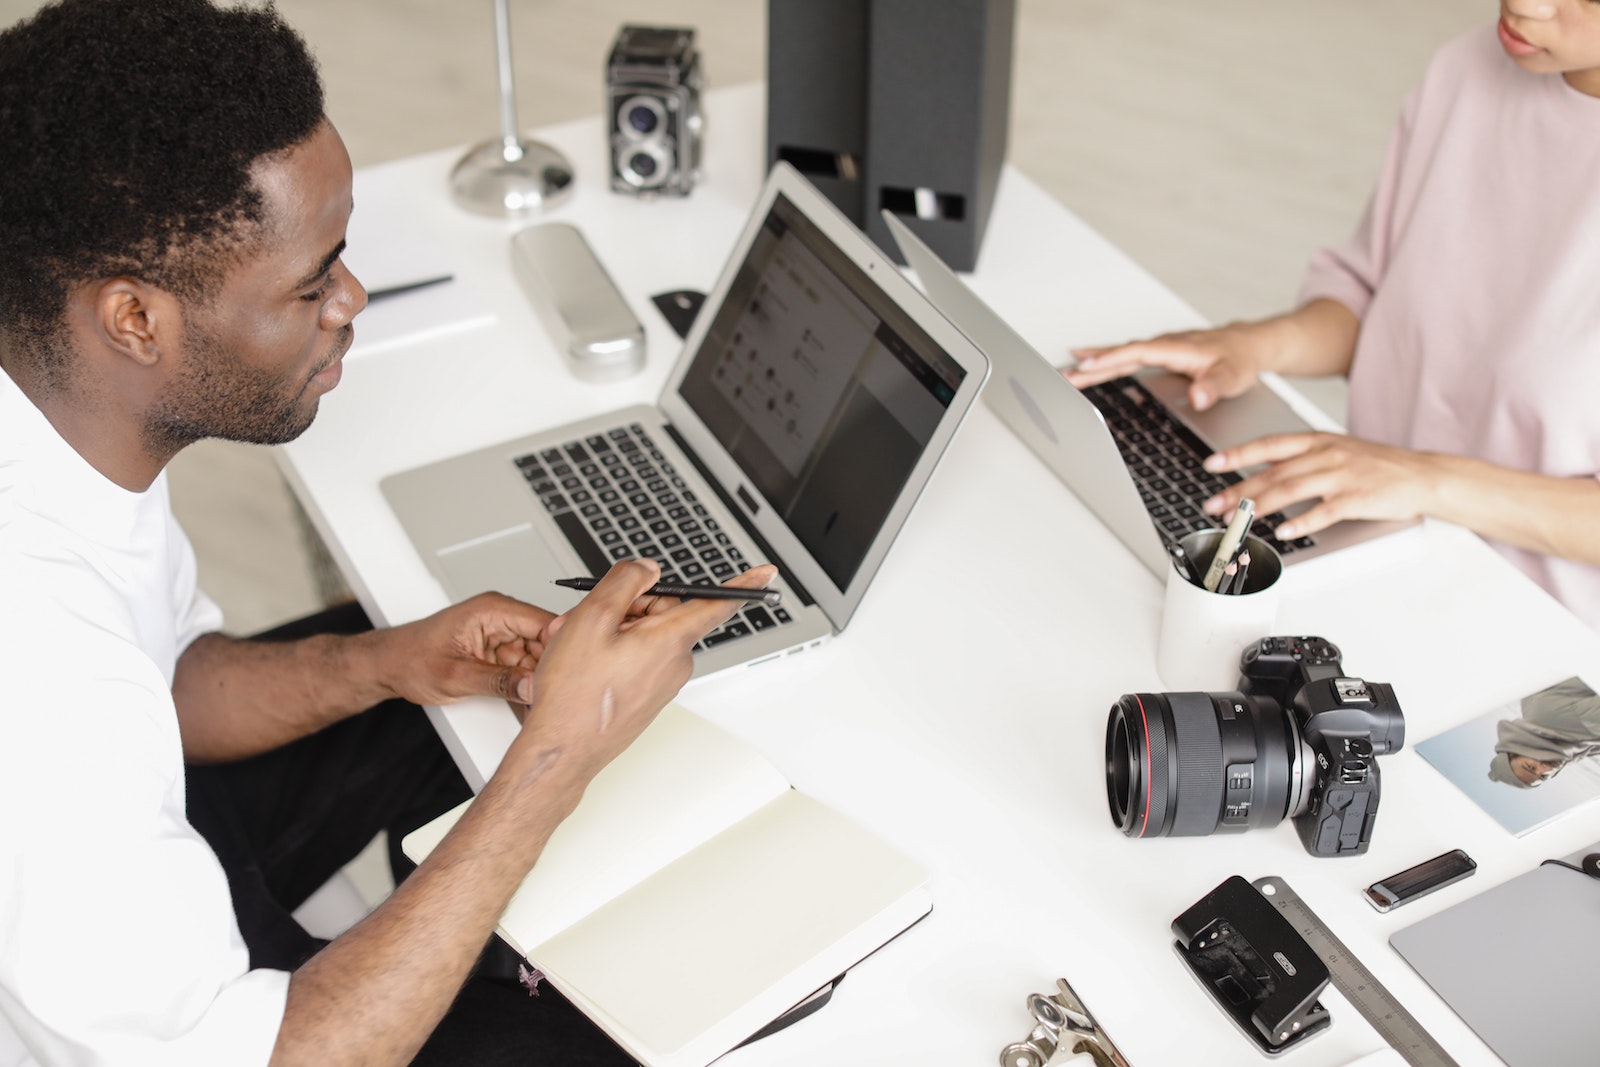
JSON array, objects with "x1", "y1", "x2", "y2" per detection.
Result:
[
  {"x1": 513, "y1": 422, "x2": 795, "y2": 651},
  {"x1": 1080, "y1": 377, "x2": 1316, "y2": 559}
]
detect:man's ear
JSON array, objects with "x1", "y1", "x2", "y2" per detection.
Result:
[{"x1": 91, "y1": 278, "x2": 181, "y2": 368}]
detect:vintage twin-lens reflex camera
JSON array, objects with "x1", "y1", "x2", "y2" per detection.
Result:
[
  {"x1": 606, "y1": 25, "x2": 703, "y2": 196},
  {"x1": 1105, "y1": 636, "x2": 1406, "y2": 856}
]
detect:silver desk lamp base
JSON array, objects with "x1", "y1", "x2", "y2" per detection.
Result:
[
  {"x1": 449, "y1": 138, "x2": 574, "y2": 218},
  {"x1": 450, "y1": 0, "x2": 574, "y2": 218}
]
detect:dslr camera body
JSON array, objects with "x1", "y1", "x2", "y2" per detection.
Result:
[
  {"x1": 1106, "y1": 636, "x2": 1405, "y2": 856},
  {"x1": 606, "y1": 25, "x2": 703, "y2": 196}
]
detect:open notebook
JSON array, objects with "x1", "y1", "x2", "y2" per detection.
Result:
[{"x1": 402, "y1": 704, "x2": 932, "y2": 1067}]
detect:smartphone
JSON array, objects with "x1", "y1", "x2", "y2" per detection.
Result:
[{"x1": 1365, "y1": 848, "x2": 1476, "y2": 912}]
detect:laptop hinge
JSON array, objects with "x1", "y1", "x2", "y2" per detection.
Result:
[{"x1": 660, "y1": 423, "x2": 816, "y2": 608}]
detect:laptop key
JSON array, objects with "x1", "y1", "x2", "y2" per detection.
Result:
[{"x1": 552, "y1": 510, "x2": 615, "y2": 576}]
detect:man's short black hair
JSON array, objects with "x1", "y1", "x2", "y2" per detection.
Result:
[{"x1": 0, "y1": 0, "x2": 325, "y2": 368}]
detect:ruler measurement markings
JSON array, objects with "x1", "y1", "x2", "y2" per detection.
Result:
[{"x1": 1252, "y1": 876, "x2": 1458, "y2": 1067}]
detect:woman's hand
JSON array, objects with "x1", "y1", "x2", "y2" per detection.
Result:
[
  {"x1": 1200, "y1": 432, "x2": 1440, "y2": 540},
  {"x1": 1064, "y1": 299, "x2": 1361, "y2": 409},
  {"x1": 1066, "y1": 321, "x2": 1277, "y2": 412}
]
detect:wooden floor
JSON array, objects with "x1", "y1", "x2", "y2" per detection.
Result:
[{"x1": 0, "y1": 0, "x2": 1489, "y2": 633}]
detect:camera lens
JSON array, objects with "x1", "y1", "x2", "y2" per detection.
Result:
[
  {"x1": 618, "y1": 95, "x2": 666, "y2": 141},
  {"x1": 627, "y1": 104, "x2": 658, "y2": 135},
  {"x1": 629, "y1": 152, "x2": 658, "y2": 178},
  {"x1": 1105, "y1": 692, "x2": 1309, "y2": 839}
]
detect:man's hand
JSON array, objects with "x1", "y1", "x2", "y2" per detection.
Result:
[
  {"x1": 1199, "y1": 432, "x2": 1439, "y2": 540},
  {"x1": 507, "y1": 559, "x2": 779, "y2": 782},
  {"x1": 372, "y1": 592, "x2": 557, "y2": 708}
]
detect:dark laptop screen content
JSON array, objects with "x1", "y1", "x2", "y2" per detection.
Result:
[{"x1": 679, "y1": 195, "x2": 966, "y2": 589}]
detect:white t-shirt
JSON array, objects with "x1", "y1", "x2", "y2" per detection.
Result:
[
  {"x1": 1300, "y1": 23, "x2": 1600, "y2": 630},
  {"x1": 0, "y1": 366, "x2": 288, "y2": 1065}
]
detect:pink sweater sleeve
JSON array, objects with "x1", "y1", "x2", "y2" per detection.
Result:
[{"x1": 1296, "y1": 94, "x2": 1418, "y2": 319}]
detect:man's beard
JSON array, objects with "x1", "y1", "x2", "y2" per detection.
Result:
[{"x1": 143, "y1": 323, "x2": 347, "y2": 454}]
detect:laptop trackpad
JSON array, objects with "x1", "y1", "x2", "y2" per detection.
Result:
[
  {"x1": 437, "y1": 526, "x2": 582, "y2": 612},
  {"x1": 1142, "y1": 372, "x2": 1311, "y2": 453}
]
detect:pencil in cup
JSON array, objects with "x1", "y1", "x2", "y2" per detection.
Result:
[
  {"x1": 1172, "y1": 530, "x2": 1281, "y2": 597},
  {"x1": 1201, "y1": 498, "x2": 1255, "y2": 592}
]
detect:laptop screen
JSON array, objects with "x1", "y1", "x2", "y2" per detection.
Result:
[{"x1": 678, "y1": 194, "x2": 968, "y2": 588}]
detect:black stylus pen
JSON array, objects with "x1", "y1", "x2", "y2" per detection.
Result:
[{"x1": 553, "y1": 577, "x2": 782, "y2": 607}]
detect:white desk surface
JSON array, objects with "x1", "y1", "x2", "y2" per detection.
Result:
[{"x1": 278, "y1": 84, "x2": 1600, "y2": 1066}]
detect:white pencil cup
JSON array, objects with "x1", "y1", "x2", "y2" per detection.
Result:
[{"x1": 1157, "y1": 529, "x2": 1284, "y2": 690}]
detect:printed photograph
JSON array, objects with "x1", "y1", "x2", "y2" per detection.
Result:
[{"x1": 1416, "y1": 676, "x2": 1600, "y2": 836}]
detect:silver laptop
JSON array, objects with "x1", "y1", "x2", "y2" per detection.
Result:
[
  {"x1": 1390, "y1": 844, "x2": 1600, "y2": 1067},
  {"x1": 883, "y1": 211, "x2": 1414, "y2": 579},
  {"x1": 381, "y1": 163, "x2": 989, "y2": 678}
]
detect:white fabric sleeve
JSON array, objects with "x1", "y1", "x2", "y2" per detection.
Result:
[
  {"x1": 0, "y1": 609, "x2": 287, "y2": 1067},
  {"x1": 160, "y1": 481, "x2": 226, "y2": 651}
]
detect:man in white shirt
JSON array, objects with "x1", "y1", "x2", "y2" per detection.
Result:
[{"x1": 0, "y1": 2, "x2": 773, "y2": 1064}]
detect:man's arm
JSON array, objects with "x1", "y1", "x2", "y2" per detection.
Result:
[
  {"x1": 264, "y1": 561, "x2": 776, "y2": 1067},
  {"x1": 172, "y1": 593, "x2": 553, "y2": 762}
]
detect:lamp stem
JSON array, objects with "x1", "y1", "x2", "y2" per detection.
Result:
[
  {"x1": 447, "y1": 0, "x2": 573, "y2": 216},
  {"x1": 493, "y1": 0, "x2": 522, "y2": 161}
]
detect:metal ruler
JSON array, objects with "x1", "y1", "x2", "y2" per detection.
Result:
[{"x1": 1251, "y1": 876, "x2": 1458, "y2": 1067}]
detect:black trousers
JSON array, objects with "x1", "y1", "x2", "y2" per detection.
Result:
[{"x1": 184, "y1": 603, "x2": 637, "y2": 1066}]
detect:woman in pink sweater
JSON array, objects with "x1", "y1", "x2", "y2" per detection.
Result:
[{"x1": 1068, "y1": 3, "x2": 1600, "y2": 630}]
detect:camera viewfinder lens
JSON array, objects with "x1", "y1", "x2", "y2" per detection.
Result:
[{"x1": 628, "y1": 105, "x2": 658, "y2": 134}]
